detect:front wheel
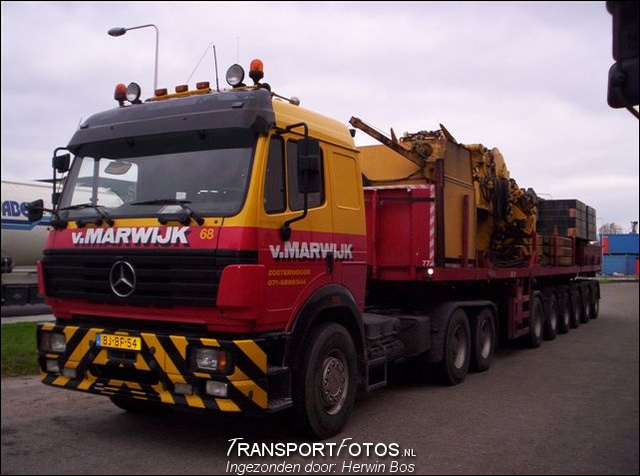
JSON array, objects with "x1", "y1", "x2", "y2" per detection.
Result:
[{"x1": 293, "y1": 322, "x2": 357, "y2": 439}]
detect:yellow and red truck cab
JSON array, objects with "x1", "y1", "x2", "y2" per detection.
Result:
[{"x1": 35, "y1": 70, "x2": 371, "y2": 437}]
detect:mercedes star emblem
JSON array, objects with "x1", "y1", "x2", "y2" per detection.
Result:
[{"x1": 109, "y1": 261, "x2": 136, "y2": 298}]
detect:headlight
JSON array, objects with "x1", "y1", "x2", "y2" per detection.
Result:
[
  {"x1": 192, "y1": 348, "x2": 230, "y2": 373},
  {"x1": 41, "y1": 333, "x2": 66, "y2": 353}
]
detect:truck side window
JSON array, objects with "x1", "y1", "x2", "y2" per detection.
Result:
[
  {"x1": 287, "y1": 140, "x2": 324, "y2": 211},
  {"x1": 264, "y1": 136, "x2": 286, "y2": 214}
]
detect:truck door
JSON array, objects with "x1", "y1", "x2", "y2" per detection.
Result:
[{"x1": 257, "y1": 134, "x2": 334, "y2": 329}]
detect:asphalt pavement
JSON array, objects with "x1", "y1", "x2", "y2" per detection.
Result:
[{"x1": 1, "y1": 282, "x2": 638, "y2": 475}]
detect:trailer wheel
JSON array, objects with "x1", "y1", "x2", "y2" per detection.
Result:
[
  {"x1": 543, "y1": 292, "x2": 558, "y2": 341},
  {"x1": 437, "y1": 309, "x2": 470, "y2": 385},
  {"x1": 569, "y1": 289, "x2": 581, "y2": 328},
  {"x1": 558, "y1": 290, "x2": 571, "y2": 334},
  {"x1": 528, "y1": 294, "x2": 544, "y2": 348},
  {"x1": 589, "y1": 282, "x2": 600, "y2": 319},
  {"x1": 292, "y1": 322, "x2": 357, "y2": 439},
  {"x1": 580, "y1": 286, "x2": 591, "y2": 324},
  {"x1": 471, "y1": 309, "x2": 495, "y2": 372},
  {"x1": 110, "y1": 396, "x2": 164, "y2": 413}
]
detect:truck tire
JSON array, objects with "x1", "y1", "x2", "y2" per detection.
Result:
[
  {"x1": 528, "y1": 294, "x2": 544, "y2": 348},
  {"x1": 543, "y1": 291, "x2": 558, "y2": 341},
  {"x1": 292, "y1": 322, "x2": 357, "y2": 439},
  {"x1": 580, "y1": 286, "x2": 592, "y2": 324},
  {"x1": 437, "y1": 309, "x2": 471, "y2": 385},
  {"x1": 569, "y1": 289, "x2": 581, "y2": 329},
  {"x1": 589, "y1": 282, "x2": 600, "y2": 319},
  {"x1": 110, "y1": 396, "x2": 164, "y2": 413},
  {"x1": 470, "y1": 308, "x2": 495, "y2": 373},
  {"x1": 557, "y1": 290, "x2": 571, "y2": 334}
]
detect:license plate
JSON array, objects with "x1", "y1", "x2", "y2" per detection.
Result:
[{"x1": 96, "y1": 334, "x2": 141, "y2": 351}]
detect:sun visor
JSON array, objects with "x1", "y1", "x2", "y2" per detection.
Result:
[{"x1": 67, "y1": 88, "x2": 275, "y2": 153}]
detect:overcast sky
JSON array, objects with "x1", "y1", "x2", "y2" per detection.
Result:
[{"x1": 1, "y1": 1, "x2": 638, "y2": 231}]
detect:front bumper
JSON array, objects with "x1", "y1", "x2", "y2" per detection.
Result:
[{"x1": 37, "y1": 323, "x2": 288, "y2": 413}]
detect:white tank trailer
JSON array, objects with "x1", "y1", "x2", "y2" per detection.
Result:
[{"x1": 1, "y1": 179, "x2": 52, "y2": 305}]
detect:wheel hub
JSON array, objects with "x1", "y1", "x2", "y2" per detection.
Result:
[{"x1": 321, "y1": 355, "x2": 348, "y2": 415}]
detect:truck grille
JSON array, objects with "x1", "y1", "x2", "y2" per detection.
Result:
[{"x1": 42, "y1": 249, "x2": 257, "y2": 307}]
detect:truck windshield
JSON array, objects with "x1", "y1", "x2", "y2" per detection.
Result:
[{"x1": 58, "y1": 129, "x2": 256, "y2": 220}]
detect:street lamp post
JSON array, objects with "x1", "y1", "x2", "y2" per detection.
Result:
[{"x1": 108, "y1": 24, "x2": 159, "y2": 92}]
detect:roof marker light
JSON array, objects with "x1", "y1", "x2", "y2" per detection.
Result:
[
  {"x1": 114, "y1": 83, "x2": 127, "y2": 106},
  {"x1": 249, "y1": 59, "x2": 264, "y2": 85},
  {"x1": 196, "y1": 81, "x2": 210, "y2": 90},
  {"x1": 175, "y1": 84, "x2": 188, "y2": 93},
  {"x1": 154, "y1": 88, "x2": 168, "y2": 97}
]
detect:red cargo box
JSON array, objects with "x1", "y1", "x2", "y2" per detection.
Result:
[{"x1": 364, "y1": 185, "x2": 436, "y2": 281}]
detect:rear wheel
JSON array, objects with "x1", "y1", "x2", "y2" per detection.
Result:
[
  {"x1": 437, "y1": 309, "x2": 471, "y2": 385},
  {"x1": 471, "y1": 309, "x2": 495, "y2": 372},
  {"x1": 528, "y1": 294, "x2": 544, "y2": 348},
  {"x1": 589, "y1": 282, "x2": 600, "y2": 319},
  {"x1": 292, "y1": 322, "x2": 357, "y2": 439},
  {"x1": 569, "y1": 289, "x2": 581, "y2": 328},
  {"x1": 558, "y1": 290, "x2": 571, "y2": 334},
  {"x1": 580, "y1": 286, "x2": 592, "y2": 323},
  {"x1": 543, "y1": 292, "x2": 558, "y2": 341}
]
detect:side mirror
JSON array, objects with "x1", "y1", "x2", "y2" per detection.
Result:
[
  {"x1": 606, "y1": 1, "x2": 639, "y2": 108},
  {"x1": 27, "y1": 199, "x2": 44, "y2": 223},
  {"x1": 297, "y1": 138, "x2": 321, "y2": 194},
  {"x1": 52, "y1": 153, "x2": 71, "y2": 173},
  {"x1": 608, "y1": 58, "x2": 639, "y2": 108}
]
